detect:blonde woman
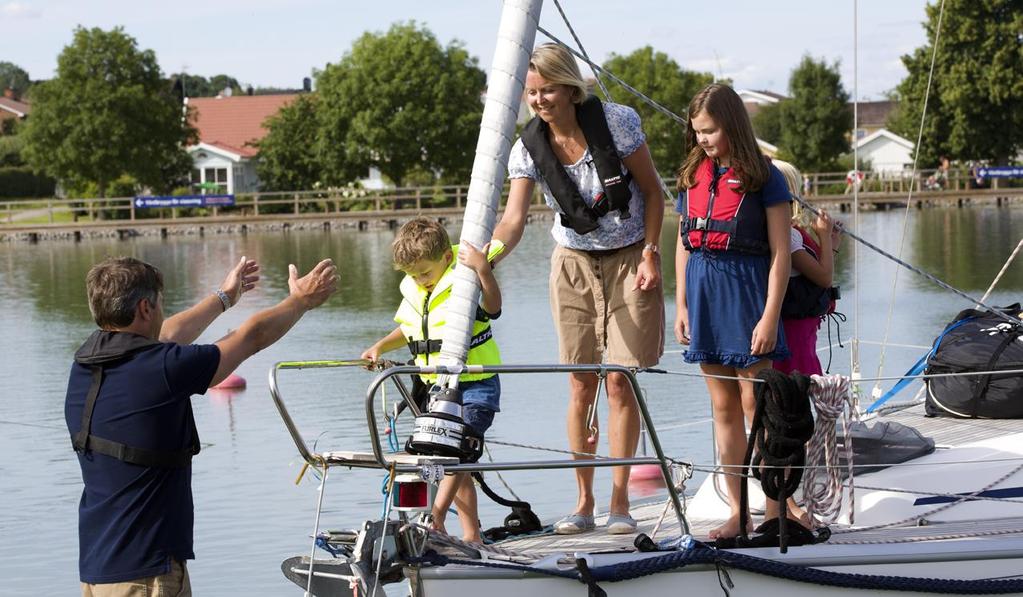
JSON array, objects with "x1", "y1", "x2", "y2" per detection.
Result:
[{"x1": 492, "y1": 44, "x2": 665, "y2": 535}]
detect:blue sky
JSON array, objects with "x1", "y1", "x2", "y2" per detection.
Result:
[{"x1": 2, "y1": 0, "x2": 931, "y2": 100}]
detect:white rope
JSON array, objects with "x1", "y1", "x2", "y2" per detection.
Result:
[
  {"x1": 977, "y1": 238, "x2": 1023, "y2": 307},
  {"x1": 802, "y1": 375, "x2": 859, "y2": 526},
  {"x1": 871, "y1": 0, "x2": 948, "y2": 401}
]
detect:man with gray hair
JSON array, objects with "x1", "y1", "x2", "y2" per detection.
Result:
[{"x1": 65, "y1": 255, "x2": 338, "y2": 596}]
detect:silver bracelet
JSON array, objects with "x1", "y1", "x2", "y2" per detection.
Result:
[{"x1": 215, "y1": 289, "x2": 232, "y2": 312}]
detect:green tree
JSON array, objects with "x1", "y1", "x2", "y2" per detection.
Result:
[
  {"x1": 171, "y1": 73, "x2": 243, "y2": 98},
  {"x1": 600, "y1": 47, "x2": 713, "y2": 175},
  {"x1": 752, "y1": 102, "x2": 783, "y2": 146},
  {"x1": 255, "y1": 94, "x2": 321, "y2": 191},
  {"x1": 0, "y1": 62, "x2": 31, "y2": 98},
  {"x1": 889, "y1": 0, "x2": 1023, "y2": 165},
  {"x1": 777, "y1": 56, "x2": 851, "y2": 172},
  {"x1": 22, "y1": 27, "x2": 195, "y2": 198},
  {"x1": 316, "y1": 22, "x2": 486, "y2": 187}
]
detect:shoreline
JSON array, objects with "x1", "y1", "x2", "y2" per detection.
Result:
[{"x1": 2, "y1": 190, "x2": 1021, "y2": 244}]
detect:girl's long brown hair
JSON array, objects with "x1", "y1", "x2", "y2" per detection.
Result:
[{"x1": 676, "y1": 84, "x2": 769, "y2": 193}]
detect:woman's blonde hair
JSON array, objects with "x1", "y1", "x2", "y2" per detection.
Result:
[
  {"x1": 676, "y1": 84, "x2": 769, "y2": 193},
  {"x1": 528, "y1": 44, "x2": 588, "y2": 107},
  {"x1": 772, "y1": 159, "x2": 815, "y2": 237}
]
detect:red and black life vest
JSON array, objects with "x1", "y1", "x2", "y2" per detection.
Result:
[
  {"x1": 520, "y1": 95, "x2": 632, "y2": 235},
  {"x1": 680, "y1": 159, "x2": 769, "y2": 255},
  {"x1": 781, "y1": 227, "x2": 840, "y2": 320}
]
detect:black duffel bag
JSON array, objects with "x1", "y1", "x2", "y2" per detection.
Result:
[{"x1": 925, "y1": 303, "x2": 1023, "y2": 418}]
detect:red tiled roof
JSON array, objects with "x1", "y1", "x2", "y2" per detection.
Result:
[
  {"x1": 0, "y1": 96, "x2": 31, "y2": 117},
  {"x1": 187, "y1": 94, "x2": 299, "y2": 158}
]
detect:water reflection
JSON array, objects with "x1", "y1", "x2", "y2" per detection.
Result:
[{"x1": 0, "y1": 206, "x2": 1020, "y2": 595}]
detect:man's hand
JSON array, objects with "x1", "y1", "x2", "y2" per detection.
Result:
[
  {"x1": 288, "y1": 259, "x2": 339, "y2": 310},
  {"x1": 220, "y1": 256, "x2": 260, "y2": 306}
]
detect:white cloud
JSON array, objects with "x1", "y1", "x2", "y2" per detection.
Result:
[{"x1": 1, "y1": 2, "x2": 41, "y2": 18}]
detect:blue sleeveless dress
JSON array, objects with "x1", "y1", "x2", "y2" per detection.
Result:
[{"x1": 678, "y1": 164, "x2": 791, "y2": 369}]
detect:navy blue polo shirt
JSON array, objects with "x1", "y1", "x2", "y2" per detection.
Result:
[{"x1": 65, "y1": 342, "x2": 220, "y2": 584}]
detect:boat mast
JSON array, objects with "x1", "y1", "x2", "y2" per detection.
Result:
[{"x1": 435, "y1": 0, "x2": 543, "y2": 388}]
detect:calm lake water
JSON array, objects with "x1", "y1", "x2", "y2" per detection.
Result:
[{"x1": 1, "y1": 206, "x2": 1021, "y2": 595}]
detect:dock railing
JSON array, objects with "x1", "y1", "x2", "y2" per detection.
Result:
[{"x1": 4, "y1": 168, "x2": 1020, "y2": 226}]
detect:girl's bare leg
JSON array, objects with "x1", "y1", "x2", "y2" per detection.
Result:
[{"x1": 704, "y1": 363, "x2": 753, "y2": 539}]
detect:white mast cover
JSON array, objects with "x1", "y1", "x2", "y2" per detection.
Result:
[{"x1": 436, "y1": 0, "x2": 543, "y2": 387}]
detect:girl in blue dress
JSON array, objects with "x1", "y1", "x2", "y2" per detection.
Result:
[{"x1": 674, "y1": 84, "x2": 792, "y2": 539}]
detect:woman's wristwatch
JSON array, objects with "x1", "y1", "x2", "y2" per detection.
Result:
[{"x1": 643, "y1": 243, "x2": 660, "y2": 256}]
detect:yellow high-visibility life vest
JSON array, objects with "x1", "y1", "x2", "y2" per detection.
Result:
[{"x1": 393, "y1": 242, "x2": 504, "y2": 382}]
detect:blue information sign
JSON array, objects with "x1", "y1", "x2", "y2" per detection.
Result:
[
  {"x1": 133, "y1": 194, "x2": 235, "y2": 208},
  {"x1": 977, "y1": 167, "x2": 1023, "y2": 179}
]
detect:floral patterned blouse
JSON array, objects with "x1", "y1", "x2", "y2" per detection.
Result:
[{"x1": 507, "y1": 102, "x2": 648, "y2": 251}]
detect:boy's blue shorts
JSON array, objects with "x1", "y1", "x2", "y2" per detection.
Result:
[{"x1": 460, "y1": 375, "x2": 500, "y2": 436}]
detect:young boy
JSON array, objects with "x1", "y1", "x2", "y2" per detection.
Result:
[{"x1": 361, "y1": 217, "x2": 503, "y2": 543}]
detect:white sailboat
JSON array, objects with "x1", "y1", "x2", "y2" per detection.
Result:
[{"x1": 268, "y1": 0, "x2": 1023, "y2": 594}]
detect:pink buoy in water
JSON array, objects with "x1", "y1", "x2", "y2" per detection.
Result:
[
  {"x1": 629, "y1": 464, "x2": 663, "y2": 482},
  {"x1": 212, "y1": 373, "x2": 247, "y2": 390}
]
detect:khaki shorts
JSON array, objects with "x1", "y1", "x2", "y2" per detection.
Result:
[
  {"x1": 82, "y1": 559, "x2": 191, "y2": 597},
  {"x1": 549, "y1": 241, "x2": 665, "y2": 367}
]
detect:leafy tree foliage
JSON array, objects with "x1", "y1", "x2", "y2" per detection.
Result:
[
  {"x1": 889, "y1": 0, "x2": 1023, "y2": 165},
  {"x1": 315, "y1": 22, "x2": 486, "y2": 187},
  {"x1": 600, "y1": 47, "x2": 713, "y2": 175},
  {"x1": 752, "y1": 103, "x2": 783, "y2": 146},
  {"x1": 255, "y1": 94, "x2": 321, "y2": 191},
  {"x1": 22, "y1": 27, "x2": 195, "y2": 197},
  {"x1": 0, "y1": 61, "x2": 31, "y2": 98},
  {"x1": 171, "y1": 73, "x2": 243, "y2": 98},
  {"x1": 777, "y1": 56, "x2": 851, "y2": 172}
]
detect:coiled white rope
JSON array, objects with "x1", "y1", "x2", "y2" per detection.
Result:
[{"x1": 803, "y1": 374, "x2": 860, "y2": 526}]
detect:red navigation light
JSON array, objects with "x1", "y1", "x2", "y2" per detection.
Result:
[{"x1": 395, "y1": 480, "x2": 430, "y2": 510}]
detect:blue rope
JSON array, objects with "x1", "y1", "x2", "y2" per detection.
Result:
[
  {"x1": 380, "y1": 473, "x2": 391, "y2": 518},
  {"x1": 314, "y1": 534, "x2": 347, "y2": 558},
  {"x1": 866, "y1": 317, "x2": 975, "y2": 413},
  {"x1": 411, "y1": 542, "x2": 1023, "y2": 594},
  {"x1": 387, "y1": 417, "x2": 399, "y2": 453}
]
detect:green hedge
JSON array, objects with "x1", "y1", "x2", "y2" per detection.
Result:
[{"x1": 0, "y1": 167, "x2": 56, "y2": 199}]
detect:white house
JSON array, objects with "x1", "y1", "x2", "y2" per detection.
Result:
[
  {"x1": 853, "y1": 129, "x2": 914, "y2": 174},
  {"x1": 186, "y1": 94, "x2": 299, "y2": 194}
]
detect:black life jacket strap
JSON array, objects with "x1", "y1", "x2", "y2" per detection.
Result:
[
  {"x1": 72, "y1": 364, "x2": 200, "y2": 469},
  {"x1": 407, "y1": 326, "x2": 494, "y2": 356},
  {"x1": 521, "y1": 96, "x2": 631, "y2": 235}
]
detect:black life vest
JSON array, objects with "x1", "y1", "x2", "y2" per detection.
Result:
[
  {"x1": 781, "y1": 227, "x2": 840, "y2": 320},
  {"x1": 520, "y1": 95, "x2": 632, "y2": 235},
  {"x1": 680, "y1": 159, "x2": 770, "y2": 255},
  {"x1": 70, "y1": 330, "x2": 200, "y2": 469}
]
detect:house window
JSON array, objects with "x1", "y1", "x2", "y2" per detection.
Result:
[
  {"x1": 855, "y1": 128, "x2": 867, "y2": 140},
  {"x1": 201, "y1": 167, "x2": 228, "y2": 194}
]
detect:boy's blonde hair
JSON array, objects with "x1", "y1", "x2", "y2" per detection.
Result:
[
  {"x1": 772, "y1": 159, "x2": 815, "y2": 236},
  {"x1": 528, "y1": 44, "x2": 588, "y2": 108},
  {"x1": 392, "y1": 217, "x2": 451, "y2": 270}
]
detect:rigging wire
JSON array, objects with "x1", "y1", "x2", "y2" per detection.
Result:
[
  {"x1": 550, "y1": 0, "x2": 610, "y2": 99},
  {"x1": 872, "y1": 0, "x2": 949, "y2": 401}
]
